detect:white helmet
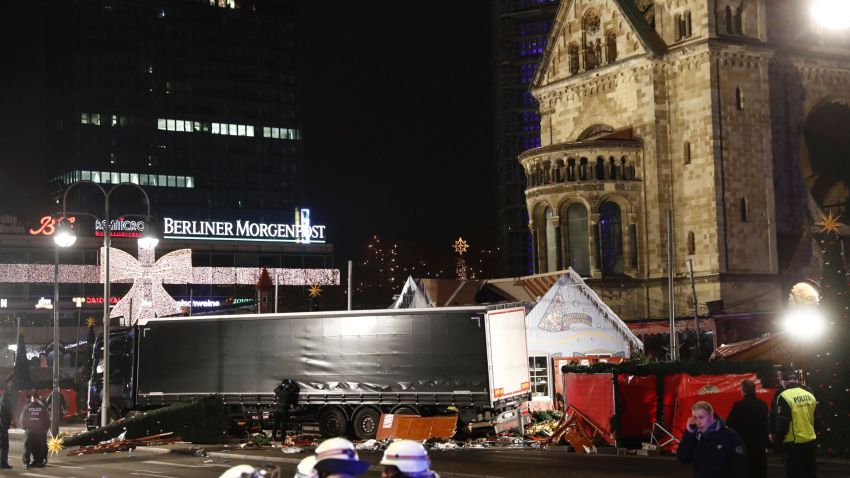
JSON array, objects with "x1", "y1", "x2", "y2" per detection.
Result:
[
  {"x1": 294, "y1": 455, "x2": 318, "y2": 478},
  {"x1": 313, "y1": 437, "x2": 370, "y2": 476},
  {"x1": 219, "y1": 464, "x2": 257, "y2": 478},
  {"x1": 380, "y1": 440, "x2": 432, "y2": 475}
]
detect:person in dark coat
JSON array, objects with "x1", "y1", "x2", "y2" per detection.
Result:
[
  {"x1": 0, "y1": 388, "x2": 13, "y2": 468},
  {"x1": 678, "y1": 400, "x2": 748, "y2": 478},
  {"x1": 727, "y1": 379, "x2": 769, "y2": 478},
  {"x1": 271, "y1": 379, "x2": 300, "y2": 441},
  {"x1": 19, "y1": 392, "x2": 49, "y2": 468}
]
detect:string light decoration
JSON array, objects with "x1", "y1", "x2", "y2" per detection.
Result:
[
  {"x1": 86, "y1": 317, "x2": 97, "y2": 328},
  {"x1": 0, "y1": 244, "x2": 340, "y2": 319},
  {"x1": 453, "y1": 237, "x2": 469, "y2": 280},
  {"x1": 308, "y1": 285, "x2": 323, "y2": 298},
  {"x1": 809, "y1": 211, "x2": 850, "y2": 456}
]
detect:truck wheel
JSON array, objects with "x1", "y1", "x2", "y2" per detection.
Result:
[
  {"x1": 352, "y1": 407, "x2": 381, "y2": 440},
  {"x1": 319, "y1": 408, "x2": 348, "y2": 437}
]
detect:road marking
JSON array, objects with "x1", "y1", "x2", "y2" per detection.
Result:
[
  {"x1": 22, "y1": 473, "x2": 71, "y2": 478},
  {"x1": 143, "y1": 459, "x2": 214, "y2": 468},
  {"x1": 131, "y1": 473, "x2": 178, "y2": 478},
  {"x1": 48, "y1": 463, "x2": 85, "y2": 469}
]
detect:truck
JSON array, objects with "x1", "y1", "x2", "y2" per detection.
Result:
[{"x1": 87, "y1": 305, "x2": 531, "y2": 439}]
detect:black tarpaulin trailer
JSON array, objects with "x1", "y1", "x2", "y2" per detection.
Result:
[{"x1": 89, "y1": 306, "x2": 530, "y2": 438}]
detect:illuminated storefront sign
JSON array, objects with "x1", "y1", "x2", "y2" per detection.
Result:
[
  {"x1": 35, "y1": 297, "x2": 53, "y2": 309},
  {"x1": 29, "y1": 216, "x2": 76, "y2": 237},
  {"x1": 163, "y1": 209, "x2": 325, "y2": 243},
  {"x1": 73, "y1": 296, "x2": 121, "y2": 305},
  {"x1": 233, "y1": 298, "x2": 254, "y2": 304},
  {"x1": 0, "y1": 299, "x2": 7, "y2": 308},
  {"x1": 176, "y1": 299, "x2": 221, "y2": 308},
  {"x1": 95, "y1": 217, "x2": 145, "y2": 238}
]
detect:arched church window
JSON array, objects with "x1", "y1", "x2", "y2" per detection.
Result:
[
  {"x1": 582, "y1": 11, "x2": 601, "y2": 70},
  {"x1": 620, "y1": 156, "x2": 628, "y2": 179},
  {"x1": 733, "y1": 7, "x2": 743, "y2": 34},
  {"x1": 567, "y1": 203, "x2": 590, "y2": 276},
  {"x1": 684, "y1": 141, "x2": 691, "y2": 164},
  {"x1": 568, "y1": 43, "x2": 580, "y2": 74},
  {"x1": 609, "y1": 157, "x2": 618, "y2": 179},
  {"x1": 599, "y1": 201, "x2": 625, "y2": 275},
  {"x1": 725, "y1": 6, "x2": 734, "y2": 34},
  {"x1": 596, "y1": 157, "x2": 605, "y2": 180},
  {"x1": 687, "y1": 231, "x2": 696, "y2": 255},
  {"x1": 741, "y1": 197, "x2": 749, "y2": 222},
  {"x1": 567, "y1": 158, "x2": 576, "y2": 181},
  {"x1": 579, "y1": 158, "x2": 589, "y2": 180},
  {"x1": 606, "y1": 31, "x2": 617, "y2": 63},
  {"x1": 545, "y1": 207, "x2": 558, "y2": 272}
]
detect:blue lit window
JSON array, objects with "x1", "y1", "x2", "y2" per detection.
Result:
[
  {"x1": 519, "y1": 38, "x2": 546, "y2": 57},
  {"x1": 519, "y1": 63, "x2": 537, "y2": 83}
]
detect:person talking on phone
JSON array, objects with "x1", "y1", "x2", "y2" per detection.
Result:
[{"x1": 677, "y1": 400, "x2": 748, "y2": 478}]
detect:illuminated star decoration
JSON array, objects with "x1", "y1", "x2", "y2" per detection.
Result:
[
  {"x1": 453, "y1": 237, "x2": 469, "y2": 256},
  {"x1": 819, "y1": 211, "x2": 842, "y2": 234},
  {"x1": 453, "y1": 238, "x2": 469, "y2": 281},
  {"x1": 47, "y1": 434, "x2": 65, "y2": 456},
  {"x1": 86, "y1": 317, "x2": 97, "y2": 328},
  {"x1": 308, "y1": 284, "x2": 323, "y2": 298}
]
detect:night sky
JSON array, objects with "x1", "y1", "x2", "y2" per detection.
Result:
[
  {"x1": 0, "y1": 1, "x2": 496, "y2": 267},
  {"x1": 299, "y1": 1, "x2": 496, "y2": 261}
]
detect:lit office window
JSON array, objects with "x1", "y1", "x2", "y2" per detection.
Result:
[{"x1": 158, "y1": 118, "x2": 167, "y2": 130}]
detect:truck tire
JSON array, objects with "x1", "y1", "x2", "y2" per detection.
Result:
[
  {"x1": 352, "y1": 407, "x2": 381, "y2": 440},
  {"x1": 319, "y1": 408, "x2": 348, "y2": 437}
]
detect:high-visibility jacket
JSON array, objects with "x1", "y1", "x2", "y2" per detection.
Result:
[{"x1": 778, "y1": 387, "x2": 817, "y2": 444}]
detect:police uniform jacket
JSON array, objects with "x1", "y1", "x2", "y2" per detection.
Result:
[
  {"x1": 775, "y1": 385, "x2": 818, "y2": 445},
  {"x1": 677, "y1": 415, "x2": 748, "y2": 478},
  {"x1": 19, "y1": 401, "x2": 49, "y2": 433}
]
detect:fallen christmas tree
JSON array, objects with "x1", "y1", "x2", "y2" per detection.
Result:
[{"x1": 63, "y1": 395, "x2": 228, "y2": 447}]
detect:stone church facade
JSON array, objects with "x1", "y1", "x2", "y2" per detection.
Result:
[{"x1": 520, "y1": 0, "x2": 850, "y2": 323}]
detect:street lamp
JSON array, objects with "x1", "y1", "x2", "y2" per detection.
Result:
[
  {"x1": 50, "y1": 219, "x2": 76, "y2": 437},
  {"x1": 811, "y1": 0, "x2": 850, "y2": 31},
  {"x1": 781, "y1": 307, "x2": 827, "y2": 341},
  {"x1": 57, "y1": 180, "x2": 157, "y2": 428}
]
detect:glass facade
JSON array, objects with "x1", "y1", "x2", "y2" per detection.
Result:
[{"x1": 492, "y1": 0, "x2": 559, "y2": 276}]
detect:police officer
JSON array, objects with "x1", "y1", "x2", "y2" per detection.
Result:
[
  {"x1": 0, "y1": 388, "x2": 13, "y2": 469},
  {"x1": 19, "y1": 391, "x2": 49, "y2": 469},
  {"x1": 677, "y1": 400, "x2": 748, "y2": 478},
  {"x1": 774, "y1": 371, "x2": 819, "y2": 478},
  {"x1": 380, "y1": 440, "x2": 440, "y2": 478},
  {"x1": 272, "y1": 379, "x2": 299, "y2": 441}
]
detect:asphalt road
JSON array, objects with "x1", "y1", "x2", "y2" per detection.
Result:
[{"x1": 5, "y1": 433, "x2": 850, "y2": 478}]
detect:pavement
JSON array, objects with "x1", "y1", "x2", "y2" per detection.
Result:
[{"x1": 8, "y1": 426, "x2": 849, "y2": 478}]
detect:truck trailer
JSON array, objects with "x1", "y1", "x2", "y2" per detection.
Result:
[{"x1": 87, "y1": 305, "x2": 531, "y2": 438}]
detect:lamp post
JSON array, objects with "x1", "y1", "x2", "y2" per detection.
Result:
[
  {"x1": 56, "y1": 180, "x2": 158, "y2": 428},
  {"x1": 51, "y1": 220, "x2": 76, "y2": 437}
]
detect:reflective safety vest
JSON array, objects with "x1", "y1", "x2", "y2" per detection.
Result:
[{"x1": 779, "y1": 387, "x2": 817, "y2": 444}]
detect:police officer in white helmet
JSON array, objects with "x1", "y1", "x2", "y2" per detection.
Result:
[
  {"x1": 313, "y1": 437, "x2": 370, "y2": 478},
  {"x1": 294, "y1": 455, "x2": 318, "y2": 478},
  {"x1": 380, "y1": 440, "x2": 439, "y2": 478}
]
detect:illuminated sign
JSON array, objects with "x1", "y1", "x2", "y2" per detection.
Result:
[
  {"x1": 233, "y1": 298, "x2": 254, "y2": 304},
  {"x1": 29, "y1": 216, "x2": 76, "y2": 237},
  {"x1": 176, "y1": 299, "x2": 221, "y2": 308},
  {"x1": 95, "y1": 217, "x2": 145, "y2": 238},
  {"x1": 162, "y1": 210, "x2": 325, "y2": 243},
  {"x1": 74, "y1": 296, "x2": 121, "y2": 305},
  {"x1": 0, "y1": 215, "x2": 26, "y2": 234},
  {"x1": 0, "y1": 298, "x2": 7, "y2": 308},
  {"x1": 35, "y1": 297, "x2": 53, "y2": 309}
]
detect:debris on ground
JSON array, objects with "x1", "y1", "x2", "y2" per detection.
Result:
[{"x1": 67, "y1": 432, "x2": 181, "y2": 456}]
